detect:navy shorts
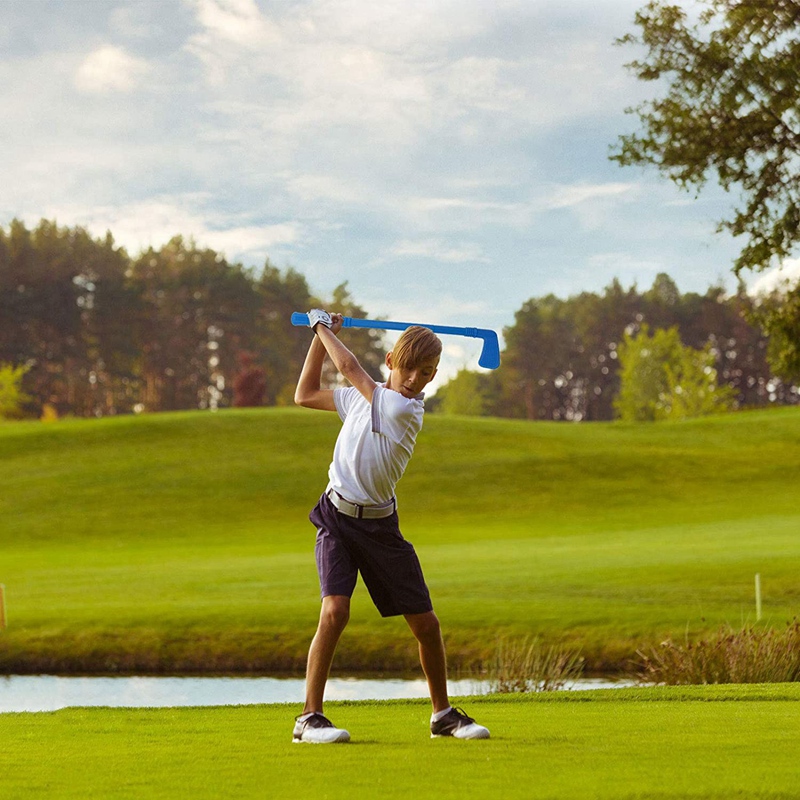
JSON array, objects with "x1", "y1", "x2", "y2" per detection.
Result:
[{"x1": 309, "y1": 493, "x2": 433, "y2": 618}]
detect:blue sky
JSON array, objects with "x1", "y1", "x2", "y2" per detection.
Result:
[{"x1": 2, "y1": 0, "x2": 792, "y2": 374}]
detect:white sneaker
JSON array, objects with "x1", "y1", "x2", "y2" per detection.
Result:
[
  {"x1": 430, "y1": 707, "x2": 490, "y2": 740},
  {"x1": 292, "y1": 713, "x2": 350, "y2": 744}
]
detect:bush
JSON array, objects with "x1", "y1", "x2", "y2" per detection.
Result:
[
  {"x1": 0, "y1": 363, "x2": 31, "y2": 420},
  {"x1": 637, "y1": 622, "x2": 800, "y2": 685},
  {"x1": 483, "y1": 637, "x2": 585, "y2": 693}
]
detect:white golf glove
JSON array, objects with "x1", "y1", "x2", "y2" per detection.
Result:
[{"x1": 307, "y1": 308, "x2": 333, "y2": 331}]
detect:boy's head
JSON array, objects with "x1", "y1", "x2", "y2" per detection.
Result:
[{"x1": 386, "y1": 326, "x2": 442, "y2": 398}]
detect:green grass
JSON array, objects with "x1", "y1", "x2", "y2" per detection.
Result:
[
  {"x1": 1, "y1": 687, "x2": 799, "y2": 799},
  {"x1": 1, "y1": 406, "x2": 799, "y2": 673}
]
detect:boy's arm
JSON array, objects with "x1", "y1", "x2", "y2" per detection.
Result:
[
  {"x1": 294, "y1": 313, "x2": 378, "y2": 410},
  {"x1": 314, "y1": 322, "x2": 378, "y2": 405},
  {"x1": 294, "y1": 334, "x2": 337, "y2": 411}
]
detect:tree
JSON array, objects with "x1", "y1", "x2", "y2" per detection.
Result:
[
  {"x1": 615, "y1": 325, "x2": 735, "y2": 421},
  {"x1": 256, "y1": 264, "x2": 319, "y2": 406},
  {"x1": 662, "y1": 341, "x2": 736, "y2": 420},
  {"x1": 612, "y1": 0, "x2": 800, "y2": 376},
  {"x1": 757, "y1": 283, "x2": 800, "y2": 382},
  {"x1": 0, "y1": 219, "x2": 136, "y2": 416},
  {"x1": 328, "y1": 282, "x2": 386, "y2": 383},
  {"x1": 0, "y1": 363, "x2": 31, "y2": 419},
  {"x1": 435, "y1": 368, "x2": 493, "y2": 416},
  {"x1": 501, "y1": 295, "x2": 579, "y2": 420}
]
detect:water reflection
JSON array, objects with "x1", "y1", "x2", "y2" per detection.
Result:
[{"x1": 0, "y1": 674, "x2": 636, "y2": 714}]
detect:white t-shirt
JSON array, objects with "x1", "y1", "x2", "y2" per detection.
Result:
[{"x1": 327, "y1": 384, "x2": 425, "y2": 506}]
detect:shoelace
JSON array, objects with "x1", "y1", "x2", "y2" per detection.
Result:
[
  {"x1": 450, "y1": 707, "x2": 475, "y2": 724},
  {"x1": 296, "y1": 712, "x2": 332, "y2": 729}
]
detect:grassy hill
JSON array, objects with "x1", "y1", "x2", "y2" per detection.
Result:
[{"x1": 1, "y1": 406, "x2": 798, "y2": 674}]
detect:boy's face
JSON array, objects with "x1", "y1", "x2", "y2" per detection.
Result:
[{"x1": 385, "y1": 353, "x2": 439, "y2": 399}]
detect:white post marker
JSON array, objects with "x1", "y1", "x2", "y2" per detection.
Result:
[
  {"x1": 755, "y1": 573, "x2": 762, "y2": 622},
  {"x1": 0, "y1": 584, "x2": 5, "y2": 629}
]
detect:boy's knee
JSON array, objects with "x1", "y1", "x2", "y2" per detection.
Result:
[
  {"x1": 320, "y1": 596, "x2": 350, "y2": 631},
  {"x1": 408, "y1": 611, "x2": 441, "y2": 642}
]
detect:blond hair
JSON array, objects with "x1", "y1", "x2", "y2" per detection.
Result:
[{"x1": 390, "y1": 326, "x2": 442, "y2": 369}]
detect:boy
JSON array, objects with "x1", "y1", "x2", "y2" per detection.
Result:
[{"x1": 292, "y1": 309, "x2": 490, "y2": 744}]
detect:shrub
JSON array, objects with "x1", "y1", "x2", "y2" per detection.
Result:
[
  {"x1": 637, "y1": 622, "x2": 800, "y2": 685},
  {"x1": 0, "y1": 363, "x2": 31, "y2": 420},
  {"x1": 483, "y1": 637, "x2": 585, "y2": 693}
]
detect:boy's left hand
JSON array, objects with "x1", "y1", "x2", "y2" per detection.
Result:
[{"x1": 307, "y1": 309, "x2": 334, "y2": 331}]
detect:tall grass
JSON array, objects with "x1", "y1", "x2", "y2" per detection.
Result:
[
  {"x1": 637, "y1": 621, "x2": 800, "y2": 685},
  {"x1": 482, "y1": 637, "x2": 585, "y2": 692}
]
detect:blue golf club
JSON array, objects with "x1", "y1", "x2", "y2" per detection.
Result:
[{"x1": 291, "y1": 313, "x2": 500, "y2": 369}]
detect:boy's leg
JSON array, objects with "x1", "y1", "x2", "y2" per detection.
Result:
[
  {"x1": 304, "y1": 594, "x2": 350, "y2": 714},
  {"x1": 404, "y1": 610, "x2": 450, "y2": 713},
  {"x1": 405, "y1": 610, "x2": 490, "y2": 740}
]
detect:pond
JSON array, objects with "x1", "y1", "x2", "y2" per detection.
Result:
[{"x1": 0, "y1": 674, "x2": 636, "y2": 713}]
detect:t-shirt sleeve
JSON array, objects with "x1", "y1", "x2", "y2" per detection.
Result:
[
  {"x1": 333, "y1": 386, "x2": 359, "y2": 422},
  {"x1": 371, "y1": 386, "x2": 419, "y2": 444}
]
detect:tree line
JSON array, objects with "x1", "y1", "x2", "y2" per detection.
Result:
[
  {"x1": 432, "y1": 274, "x2": 798, "y2": 420},
  {"x1": 0, "y1": 219, "x2": 384, "y2": 418},
  {"x1": 1, "y1": 218, "x2": 797, "y2": 421}
]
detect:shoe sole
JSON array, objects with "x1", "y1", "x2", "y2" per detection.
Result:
[{"x1": 292, "y1": 734, "x2": 350, "y2": 744}]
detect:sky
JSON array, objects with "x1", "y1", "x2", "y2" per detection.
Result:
[{"x1": 2, "y1": 0, "x2": 796, "y2": 375}]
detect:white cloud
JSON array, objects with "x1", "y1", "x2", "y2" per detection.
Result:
[
  {"x1": 29, "y1": 196, "x2": 300, "y2": 263},
  {"x1": 192, "y1": 0, "x2": 275, "y2": 45},
  {"x1": 389, "y1": 239, "x2": 487, "y2": 264},
  {"x1": 586, "y1": 252, "x2": 664, "y2": 284},
  {"x1": 74, "y1": 45, "x2": 151, "y2": 93},
  {"x1": 410, "y1": 197, "x2": 521, "y2": 213},
  {"x1": 182, "y1": 0, "x2": 639, "y2": 156},
  {"x1": 544, "y1": 182, "x2": 638, "y2": 210},
  {"x1": 748, "y1": 259, "x2": 800, "y2": 298},
  {"x1": 201, "y1": 224, "x2": 299, "y2": 260},
  {"x1": 283, "y1": 173, "x2": 364, "y2": 205}
]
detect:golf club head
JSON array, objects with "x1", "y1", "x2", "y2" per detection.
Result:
[{"x1": 477, "y1": 330, "x2": 501, "y2": 370}]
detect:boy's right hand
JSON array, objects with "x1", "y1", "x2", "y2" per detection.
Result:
[{"x1": 329, "y1": 313, "x2": 344, "y2": 335}]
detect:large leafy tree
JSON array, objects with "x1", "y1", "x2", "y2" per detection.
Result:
[{"x1": 612, "y1": 0, "x2": 800, "y2": 378}]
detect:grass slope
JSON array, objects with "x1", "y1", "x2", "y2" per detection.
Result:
[
  {"x1": 1, "y1": 687, "x2": 799, "y2": 799},
  {"x1": 1, "y1": 407, "x2": 798, "y2": 673}
]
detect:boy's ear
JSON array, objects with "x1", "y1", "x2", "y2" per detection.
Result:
[{"x1": 385, "y1": 351, "x2": 393, "y2": 370}]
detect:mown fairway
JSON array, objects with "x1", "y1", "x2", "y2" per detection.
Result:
[
  {"x1": 0, "y1": 406, "x2": 798, "y2": 672},
  {"x1": 1, "y1": 686, "x2": 799, "y2": 799}
]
